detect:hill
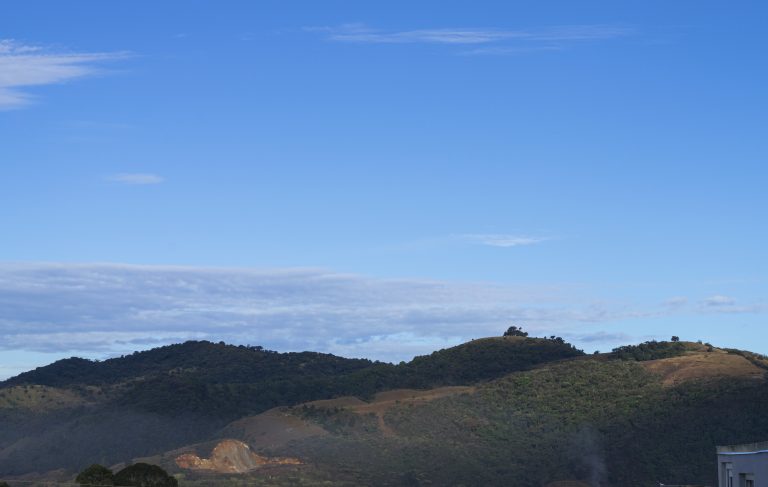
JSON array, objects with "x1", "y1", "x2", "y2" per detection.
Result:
[
  {"x1": 3, "y1": 337, "x2": 767, "y2": 486},
  {"x1": 140, "y1": 341, "x2": 768, "y2": 486},
  {"x1": 0, "y1": 335, "x2": 580, "y2": 476}
]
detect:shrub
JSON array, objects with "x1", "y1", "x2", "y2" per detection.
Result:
[
  {"x1": 503, "y1": 325, "x2": 528, "y2": 337},
  {"x1": 76, "y1": 464, "x2": 114, "y2": 485},
  {"x1": 612, "y1": 340, "x2": 686, "y2": 361},
  {"x1": 114, "y1": 463, "x2": 177, "y2": 487}
]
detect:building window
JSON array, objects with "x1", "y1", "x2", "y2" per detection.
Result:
[{"x1": 721, "y1": 462, "x2": 735, "y2": 487}]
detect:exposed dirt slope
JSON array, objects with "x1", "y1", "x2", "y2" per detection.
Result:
[
  {"x1": 175, "y1": 439, "x2": 300, "y2": 474},
  {"x1": 641, "y1": 350, "x2": 765, "y2": 386}
]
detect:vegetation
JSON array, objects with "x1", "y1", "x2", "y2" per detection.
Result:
[
  {"x1": 284, "y1": 356, "x2": 768, "y2": 487},
  {"x1": 2, "y1": 337, "x2": 581, "y2": 420},
  {"x1": 76, "y1": 463, "x2": 114, "y2": 485},
  {"x1": 3, "y1": 336, "x2": 768, "y2": 486},
  {"x1": 299, "y1": 404, "x2": 379, "y2": 435},
  {"x1": 611, "y1": 339, "x2": 689, "y2": 361},
  {"x1": 503, "y1": 325, "x2": 528, "y2": 337},
  {"x1": 395, "y1": 335, "x2": 582, "y2": 386},
  {"x1": 0, "y1": 335, "x2": 581, "y2": 475},
  {"x1": 113, "y1": 463, "x2": 177, "y2": 487},
  {"x1": 76, "y1": 462, "x2": 177, "y2": 487},
  {"x1": 723, "y1": 348, "x2": 768, "y2": 371}
]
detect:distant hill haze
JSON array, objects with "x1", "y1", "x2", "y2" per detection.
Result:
[{"x1": 1, "y1": 337, "x2": 767, "y2": 486}]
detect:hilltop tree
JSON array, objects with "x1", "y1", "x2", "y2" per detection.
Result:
[
  {"x1": 76, "y1": 464, "x2": 114, "y2": 485},
  {"x1": 671, "y1": 336, "x2": 680, "y2": 342},
  {"x1": 504, "y1": 325, "x2": 528, "y2": 338}
]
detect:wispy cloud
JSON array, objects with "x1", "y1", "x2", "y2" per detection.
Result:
[
  {"x1": 1, "y1": 263, "x2": 764, "y2": 379},
  {"x1": 569, "y1": 331, "x2": 635, "y2": 344},
  {"x1": 461, "y1": 46, "x2": 563, "y2": 56},
  {"x1": 106, "y1": 173, "x2": 164, "y2": 185},
  {"x1": 0, "y1": 39, "x2": 128, "y2": 109},
  {"x1": 0, "y1": 262, "x2": 660, "y2": 365},
  {"x1": 307, "y1": 23, "x2": 630, "y2": 54},
  {"x1": 699, "y1": 294, "x2": 765, "y2": 314},
  {"x1": 702, "y1": 295, "x2": 736, "y2": 307},
  {"x1": 458, "y1": 234, "x2": 550, "y2": 247},
  {"x1": 662, "y1": 296, "x2": 688, "y2": 308}
]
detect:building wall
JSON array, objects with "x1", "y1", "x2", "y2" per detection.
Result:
[{"x1": 718, "y1": 452, "x2": 768, "y2": 487}]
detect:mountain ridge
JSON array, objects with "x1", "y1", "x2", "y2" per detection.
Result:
[
  {"x1": 2, "y1": 336, "x2": 767, "y2": 486},
  {"x1": 0, "y1": 335, "x2": 582, "y2": 478}
]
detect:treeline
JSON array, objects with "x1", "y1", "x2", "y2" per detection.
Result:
[
  {"x1": 611, "y1": 339, "x2": 689, "y2": 361},
  {"x1": 2, "y1": 337, "x2": 583, "y2": 422},
  {"x1": 76, "y1": 462, "x2": 176, "y2": 486},
  {"x1": 1, "y1": 341, "x2": 375, "y2": 389}
]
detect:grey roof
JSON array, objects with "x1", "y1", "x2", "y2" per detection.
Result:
[{"x1": 717, "y1": 441, "x2": 768, "y2": 454}]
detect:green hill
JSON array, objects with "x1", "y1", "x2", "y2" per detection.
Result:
[
  {"x1": 249, "y1": 346, "x2": 768, "y2": 486},
  {"x1": 3, "y1": 337, "x2": 766, "y2": 486},
  {"x1": 0, "y1": 335, "x2": 580, "y2": 476}
]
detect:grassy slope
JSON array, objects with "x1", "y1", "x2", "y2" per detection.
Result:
[{"x1": 260, "y1": 348, "x2": 768, "y2": 487}]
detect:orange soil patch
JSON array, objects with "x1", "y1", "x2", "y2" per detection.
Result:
[
  {"x1": 175, "y1": 439, "x2": 301, "y2": 474},
  {"x1": 641, "y1": 352, "x2": 765, "y2": 386}
]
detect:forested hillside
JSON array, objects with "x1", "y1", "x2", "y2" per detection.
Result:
[
  {"x1": 0, "y1": 335, "x2": 581, "y2": 476},
  {"x1": 272, "y1": 354, "x2": 768, "y2": 486},
  {"x1": 3, "y1": 337, "x2": 766, "y2": 486}
]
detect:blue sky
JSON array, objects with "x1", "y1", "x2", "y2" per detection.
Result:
[{"x1": 1, "y1": 1, "x2": 766, "y2": 379}]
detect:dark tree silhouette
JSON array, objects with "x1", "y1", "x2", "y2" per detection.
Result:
[
  {"x1": 114, "y1": 463, "x2": 177, "y2": 487},
  {"x1": 504, "y1": 326, "x2": 528, "y2": 337},
  {"x1": 671, "y1": 336, "x2": 680, "y2": 342},
  {"x1": 76, "y1": 464, "x2": 114, "y2": 486}
]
